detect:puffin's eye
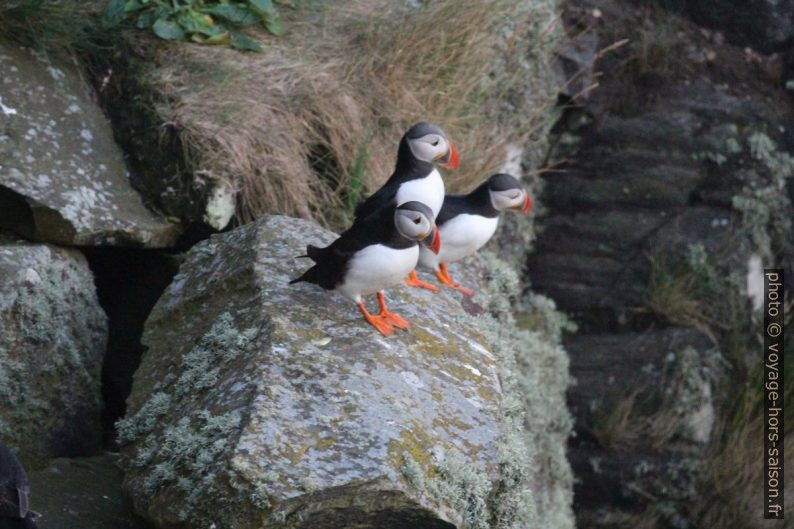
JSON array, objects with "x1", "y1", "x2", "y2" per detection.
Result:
[
  {"x1": 431, "y1": 139, "x2": 439, "y2": 147},
  {"x1": 413, "y1": 217, "x2": 421, "y2": 224}
]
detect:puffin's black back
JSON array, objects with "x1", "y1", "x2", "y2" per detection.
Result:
[
  {"x1": 0, "y1": 443, "x2": 35, "y2": 528},
  {"x1": 290, "y1": 204, "x2": 414, "y2": 290},
  {"x1": 436, "y1": 182, "x2": 498, "y2": 226},
  {"x1": 436, "y1": 173, "x2": 521, "y2": 225},
  {"x1": 353, "y1": 130, "x2": 434, "y2": 220}
]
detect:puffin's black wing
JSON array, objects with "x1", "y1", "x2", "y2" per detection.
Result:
[
  {"x1": 291, "y1": 207, "x2": 395, "y2": 290},
  {"x1": 353, "y1": 183, "x2": 398, "y2": 220},
  {"x1": 436, "y1": 182, "x2": 496, "y2": 225},
  {"x1": 290, "y1": 243, "x2": 353, "y2": 290},
  {"x1": 0, "y1": 443, "x2": 30, "y2": 520},
  {"x1": 290, "y1": 242, "x2": 359, "y2": 290}
]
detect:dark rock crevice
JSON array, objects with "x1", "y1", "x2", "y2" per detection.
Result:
[
  {"x1": 80, "y1": 247, "x2": 181, "y2": 449},
  {"x1": 0, "y1": 185, "x2": 38, "y2": 240}
]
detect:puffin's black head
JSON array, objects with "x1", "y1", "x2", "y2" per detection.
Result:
[
  {"x1": 400, "y1": 122, "x2": 459, "y2": 170},
  {"x1": 485, "y1": 173, "x2": 532, "y2": 214},
  {"x1": 395, "y1": 201, "x2": 441, "y2": 253}
]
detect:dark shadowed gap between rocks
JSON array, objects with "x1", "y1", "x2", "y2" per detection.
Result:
[
  {"x1": 81, "y1": 222, "x2": 222, "y2": 449},
  {"x1": 0, "y1": 185, "x2": 56, "y2": 243},
  {"x1": 87, "y1": 47, "x2": 214, "y2": 228},
  {"x1": 1, "y1": 175, "x2": 218, "y2": 450},
  {"x1": 81, "y1": 247, "x2": 182, "y2": 449},
  {"x1": 69, "y1": 45, "x2": 229, "y2": 450}
]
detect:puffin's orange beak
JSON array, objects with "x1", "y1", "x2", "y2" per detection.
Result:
[
  {"x1": 428, "y1": 226, "x2": 441, "y2": 254},
  {"x1": 512, "y1": 192, "x2": 532, "y2": 215},
  {"x1": 438, "y1": 142, "x2": 459, "y2": 170},
  {"x1": 521, "y1": 193, "x2": 532, "y2": 215}
]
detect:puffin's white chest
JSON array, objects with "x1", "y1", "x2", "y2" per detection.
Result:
[
  {"x1": 395, "y1": 169, "x2": 445, "y2": 218},
  {"x1": 337, "y1": 244, "x2": 419, "y2": 301},
  {"x1": 418, "y1": 214, "x2": 498, "y2": 269}
]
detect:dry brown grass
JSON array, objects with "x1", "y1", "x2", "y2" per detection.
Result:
[
  {"x1": 646, "y1": 254, "x2": 712, "y2": 335},
  {"x1": 645, "y1": 248, "x2": 752, "y2": 351},
  {"x1": 693, "y1": 399, "x2": 793, "y2": 527},
  {"x1": 591, "y1": 389, "x2": 644, "y2": 450},
  {"x1": 592, "y1": 347, "x2": 713, "y2": 453},
  {"x1": 142, "y1": 0, "x2": 560, "y2": 227},
  {"x1": 592, "y1": 387, "x2": 688, "y2": 452},
  {"x1": 693, "y1": 336, "x2": 793, "y2": 528}
]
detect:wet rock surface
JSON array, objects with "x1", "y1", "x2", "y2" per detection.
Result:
[
  {"x1": 29, "y1": 454, "x2": 152, "y2": 529},
  {"x1": 0, "y1": 236, "x2": 107, "y2": 462},
  {"x1": 120, "y1": 215, "x2": 506, "y2": 528},
  {"x1": 0, "y1": 42, "x2": 180, "y2": 247}
]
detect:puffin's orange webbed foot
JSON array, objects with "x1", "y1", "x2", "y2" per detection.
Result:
[
  {"x1": 404, "y1": 269, "x2": 439, "y2": 292},
  {"x1": 377, "y1": 292, "x2": 410, "y2": 330},
  {"x1": 358, "y1": 301, "x2": 394, "y2": 336},
  {"x1": 435, "y1": 263, "x2": 475, "y2": 296}
]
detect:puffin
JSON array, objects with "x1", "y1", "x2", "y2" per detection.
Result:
[
  {"x1": 415, "y1": 173, "x2": 531, "y2": 296},
  {"x1": 354, "y1": 122, "x2": 458, "y2": 291},
  {"x1": 290, "y1": 201, "x2": 441, "y2": 336},
  {"x1": 0, "y1": 442, "x2": 37, "y2": 529}
]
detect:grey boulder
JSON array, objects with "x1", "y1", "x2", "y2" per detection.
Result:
[
  {"x1": 0, "y1": 43, "x2": 180, "y2": 247},
  {"x1": 119, "y1": 215, "x2": 508, "y2": 528},
  {"x1": 0, "y1": 237, "x2": 107, "y2": 461}
]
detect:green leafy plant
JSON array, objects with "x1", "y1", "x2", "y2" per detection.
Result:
[
  {"x1": 103, "y1": 0, "x2": 284, "y2": 51},
  {"x1": 343, "y1": 136, "x2": 372, "y2": 224}
]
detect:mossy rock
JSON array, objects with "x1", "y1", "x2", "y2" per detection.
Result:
[
  {"x1": 120, "y1": 215, "x2": 511, "y2": 528},
  {"x1": 0, "y1": 238, "x2": 107, "y2": 462}
]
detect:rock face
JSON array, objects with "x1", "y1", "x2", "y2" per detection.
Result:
[
  {"x1": 120, "y1": 215, "x2": 516, "y2": 528},
  {"x1": 668, "y1": 0, "x2": 794, "y2": 54},
  {"x1": 534, "y1": 80, "x2": 768, "y2": 313},
  {"x1": 0, "y1": 42, "x2": 180, "y2": 247},
  {"x1": 0, "y1": 236, "x2": 107, "y2": 461},
  {"x1": 533, "y1": 1, "x2": 794, "y2": 527}
]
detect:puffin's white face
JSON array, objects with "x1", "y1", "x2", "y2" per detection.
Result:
[
  {"x1": 407, "y1": 133, "x2": 450, "y2": 164},
  {"x1": 395, "y1": 207, "x2": 435, "y2": 241},
  {"x1": 489, "y1": 188, "x2": 526, "y2": 211}
]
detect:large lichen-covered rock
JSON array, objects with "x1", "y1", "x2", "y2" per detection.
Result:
[
  {"x1": 0, "y1": 236, "x2": 107, "y2": 461},
  {"x1": 119, "y1": 215, "x2": 574, "y2": 529},
  {"x1": 0, "y1": 42, "x2": 180, "y2": 247}
]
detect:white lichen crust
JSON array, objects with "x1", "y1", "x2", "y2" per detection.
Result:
[{"x1": 0, "y1": 43, "x2": 179, "y2": 247}]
